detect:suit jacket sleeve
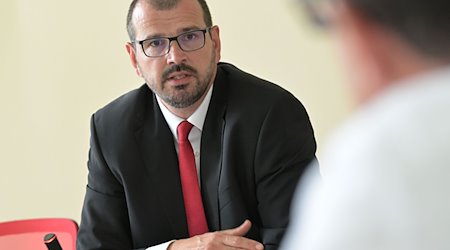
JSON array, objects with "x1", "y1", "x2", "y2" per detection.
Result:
[
  {"x1": 77, "y1": 114, "x2": 144, "y2": 250},
  {"x1": 253, "y1": 91, "x2": 317, "y2": 249},
  {"x1": 209, "y1": 63, "x2": 317, "y2": 250}
]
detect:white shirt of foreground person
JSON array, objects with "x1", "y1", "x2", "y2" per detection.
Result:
[{"x1": 281, "y1": 66, "x2": 450, "y2": 250}]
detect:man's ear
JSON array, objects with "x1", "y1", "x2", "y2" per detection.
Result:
[
  {"x1": 209, "y1": 26, "x2": 221, "y2": 63},
  {"x1": 126, "y1": 42, "x2": 142, "y2": 77},
  {"x1": 333, "y1": 1, "x2": 391, "y2": 102}
]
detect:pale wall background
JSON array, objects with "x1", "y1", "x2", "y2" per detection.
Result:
[{"x1": 0, "y1": 1, "x2": 353, "y2": 223}]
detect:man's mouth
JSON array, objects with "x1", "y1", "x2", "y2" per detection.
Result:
[
  {"x1": 164, "y1": 72, "x2": 194, "y2": 86},
  {"x1": 162, "y1": 64, "x2": 198, "y2": 83},
  {"x1": 169, "y1": 73, "x2": 190, "y2": 80}
]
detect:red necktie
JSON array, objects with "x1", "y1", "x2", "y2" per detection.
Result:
[{"x1": 177, "y1": 121, "x2": 209, "y2": 236}]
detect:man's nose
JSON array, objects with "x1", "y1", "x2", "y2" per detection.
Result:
[{"x1": 166, "y1": 40, "x2": 187, "y2": 65}]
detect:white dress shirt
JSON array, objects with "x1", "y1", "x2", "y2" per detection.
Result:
[
  {"x1": 281, "y1": 66, "x2": 450, "y2": 250},
  {"x1": 146, "y1": 85, "x2": 213, "y2": 250}
]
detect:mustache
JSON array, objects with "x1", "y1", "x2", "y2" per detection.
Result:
[{"x1": 161, "y1": 64, "x2": 198, "y2": 82}]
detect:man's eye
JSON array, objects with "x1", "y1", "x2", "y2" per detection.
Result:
[
  {"x1": 149, "y1": 39, "x2": 165, "y2": 47},
  {"x1": 181, "y1": 32, "x2": 198, "y2": 41}
]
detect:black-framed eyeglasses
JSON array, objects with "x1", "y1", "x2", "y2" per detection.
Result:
[{"x1": 135, "y1": 27, "x2": 212, "y2": 57}]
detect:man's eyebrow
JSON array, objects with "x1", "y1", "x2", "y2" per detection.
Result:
[
  {"x1": 177, "y1": 26, "x2": 202, "y2": 33},
  {"x1": 140, "y1": 26, "x2": 202, "y2": 41},
  {"x1": 140, "y1": 33, "x2": 165, "y2": 41}
]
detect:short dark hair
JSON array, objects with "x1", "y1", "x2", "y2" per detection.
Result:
[
  {"x1": 347, "y1": 0, "x2": 450, "y2": 59},
  {"x1": 126, "y1": 0, "x2": 213, "y2": 42}
]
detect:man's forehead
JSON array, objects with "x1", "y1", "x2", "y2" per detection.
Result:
[
  {"x1": 132, "y1": 0, "x2": 203, "y2": 21},
  {"x1": 132, "y1": 1, "x2": 205, "y2": 37}
]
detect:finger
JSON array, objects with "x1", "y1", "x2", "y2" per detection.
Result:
[
  {"x1": 223, "y1": 235, "x2": 264, "y2": 250},
  {"x1": 221, "y1": 219, "x2": 252, "y2": 236}
]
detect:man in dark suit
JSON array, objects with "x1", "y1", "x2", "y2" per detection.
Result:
[{"x1": 77, "y1": 0, "x2": 317, "y2": 249}]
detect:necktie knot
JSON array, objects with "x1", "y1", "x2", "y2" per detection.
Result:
[{"x1": 177, "y1": 121, "x2": 193, "y2": 142}]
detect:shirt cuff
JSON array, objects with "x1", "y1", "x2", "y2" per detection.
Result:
[{"x1": 145, "y1": 240, "x2": 175, "y2": 250}]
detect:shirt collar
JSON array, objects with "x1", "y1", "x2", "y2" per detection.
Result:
[{"x1": 156, "y1": 84, "x2": 213, "y2": 138}]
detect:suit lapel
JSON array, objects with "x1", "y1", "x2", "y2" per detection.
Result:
[
  {"x1": 134, "y1": 90, "x2": 188, "y2": 238},
  {"x1": 201, "y1": 68, "x2": 228, "y2": 231}
]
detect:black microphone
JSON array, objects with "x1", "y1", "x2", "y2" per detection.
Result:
[{"x1": 44, "y1": 233, "x2": 63, "y2": 250}]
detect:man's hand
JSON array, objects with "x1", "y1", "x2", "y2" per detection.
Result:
[{"x1": 168, "y1": 220, "x2": 264, "y2": 250}]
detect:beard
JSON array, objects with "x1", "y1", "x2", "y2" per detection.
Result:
[
  {"x1": 140, "y1": 52, "x2": 216, "y2": 109},
  {"x1": 159, "y1": 63, "x2": 210, "y2": 108}
]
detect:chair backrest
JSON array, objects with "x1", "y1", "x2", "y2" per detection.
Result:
[{"x1": 0, "y1": 218, "x2": 78, "y2": 250}]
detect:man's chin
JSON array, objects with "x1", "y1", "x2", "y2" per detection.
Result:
[{"x1": 161, "y1": 94, "x2": 197, "y2": 109}]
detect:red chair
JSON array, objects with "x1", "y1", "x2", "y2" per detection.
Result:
[{"x1": 0, "y1": 218, "x2": 78, "y2": 250}]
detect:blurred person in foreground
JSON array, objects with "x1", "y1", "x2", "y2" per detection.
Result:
[
  {"x1": 77, "y1": 0, "x2": 317, "y2": 249},
  {"x1": 281, "y1": 0, "x2": 450, "y2": 249}
]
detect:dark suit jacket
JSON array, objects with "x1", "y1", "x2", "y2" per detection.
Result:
[{"x1": 77, "y1": 62, "x2": 317, "y2": 250}]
